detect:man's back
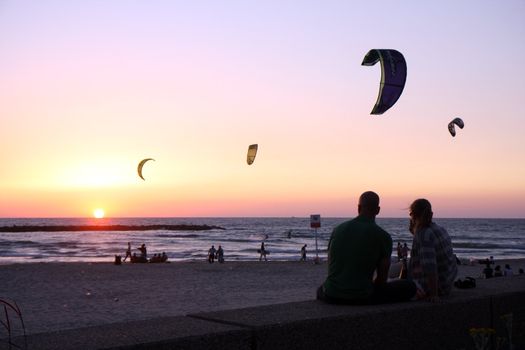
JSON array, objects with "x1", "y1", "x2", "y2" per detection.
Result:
[{"x1": 323, "y1": 216, "x2": 392, "y2": 300}]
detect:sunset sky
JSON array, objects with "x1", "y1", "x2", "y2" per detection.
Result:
[{"x1": 1, "y1": 1, "x2": 524, "y2": 218}]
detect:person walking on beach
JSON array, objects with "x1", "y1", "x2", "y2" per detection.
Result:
[
  {"x1": 300, "y1": 244, "x2": 307, "y2": 261},
  {"x1": 259, "y1": 242, "x2": 267, "y2": 261},
  {"x1": 317, "y1": 191, "x2": 416, "y2": 305},
  {"x1": 407, "y1": 198, "x2": 457, "y2": 302},
  {"x1": 208, "y1": 245, "x2": 216, "y2": 263},
  {"x1": 123, "y1": 242, "x2": 132, "y2": 262}
]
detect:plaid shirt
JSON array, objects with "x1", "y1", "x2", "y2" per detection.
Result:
[{"x1": 409, "y1": 222, "x2": 457, "y2": 296}]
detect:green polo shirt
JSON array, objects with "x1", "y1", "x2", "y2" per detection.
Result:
[{"x1": 323, "y1": 215, "x2": 392, "y2": 300}]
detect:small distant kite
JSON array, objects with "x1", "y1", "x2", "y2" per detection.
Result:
[
  {"x1": 362, "y1": 49, "x2": 407, "y2": 115},
  {"x1": 137, "y1": 158, "x2": 155, "y2": 180},
  {"x1": 448, "y1": 118, "x2": 464, "y2": 137},
  {"x1": 247, "y1": 144, "x2": 258, "y2": 165}
]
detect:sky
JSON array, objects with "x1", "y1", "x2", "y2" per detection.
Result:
[{"x1": 1, "y1": 1, "x2": 524, "y2": 218}]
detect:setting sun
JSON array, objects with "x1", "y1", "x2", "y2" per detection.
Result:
[{"x1": 93, "y1": 208, "x2": 105, "y2": 219}]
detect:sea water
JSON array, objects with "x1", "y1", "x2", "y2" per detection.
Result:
[{"x1": 0, "y1": 217, "x2": 524, "y2": 264}]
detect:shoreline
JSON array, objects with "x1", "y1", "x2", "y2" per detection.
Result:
[
  {"x1": 2, "y1": 259, "x2": 524, "y2": 337},
  {"x1": 3, "y1": 254, "x2": 525, "y2": 266}
]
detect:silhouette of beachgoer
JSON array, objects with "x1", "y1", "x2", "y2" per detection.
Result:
[
  {"x1": 217, "y1": 245, "x2": 224, "y2": 263},
  {"x1": 408, "y1": 199, "x2": 457, "y2": 302},
  {"x1": 300, "y1": 244, "x2": 307, "y2": 261},
  {"x1": 504, "y1": 264, "x2": 513, "y2": 277},
  {"x1": 123, "y1": 242, "x2": 132, "y2": 262},
  {"x1": 138, "y1": 244, "x2": 147, "y2": 261},
  {"x1": 259, "y1": 242, "x2": 267, "y2": 261},
  {"x1": 396, "y1": 242, "x2": 402, "y2": 262},
  {"x1": 483, "y1": 263, "x2": 494, "y2": 278},
  {"x1": 401, "y1": 243, "x2": 409, "y2": 260},
  {"x1": 494, "y1": 265, "x2": 503, "y2": 277},
  {"x1": 114, "y1": 255, "x2": 122, "y2": 265},
  {"x1": 161, "y1": 252, "x2": 168, "y2": 262},
  {"x1": 208, "y1": 245, "x2": 216, "y2": 263}
]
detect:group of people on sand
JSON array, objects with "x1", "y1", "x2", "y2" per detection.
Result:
[
  {"x1": 208, "y1": 245, "x2": 224, "y2": 263},
  {"x1": 257, "y1": 239, "x2": 308, "y2": 262},
  {"x1": 481, "y1": 257, "x2": 523, "y2": 278},
  {"x1": 317, "y1": 191, "x2": 458, "y2": 305},
  {"x1": 121, "y1": 242, "x2": 169, "y2": 264}
]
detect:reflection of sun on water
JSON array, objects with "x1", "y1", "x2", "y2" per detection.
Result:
[{"x1": 93, "y1": 209, "x2": 105, "y2": 219}]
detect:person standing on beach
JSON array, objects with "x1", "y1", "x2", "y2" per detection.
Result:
[
  {"x1": 138, "y1": 244, "x2": 147, "y2": 261},
  {"x1": 300, "y1": 244, "x2": 307, "y2": 261},
  {"x1": 123, "y1": 242, "x2": 132, "y2": 262},
  {"x1": 217, "y1": 245, "x2": 224, "y2": 263},
  {"x1": 208, "y1": 245, "x2": 216, "y2": 263},
  {"x1": 408, "y1": 198, "x2": 457, "y2": 302},
  {"x1": 317, "y1": 191, "x2": 416, "y2": 304},
  {"x1": 401, "y1": 243, "x2": 410, "y2": 260}
]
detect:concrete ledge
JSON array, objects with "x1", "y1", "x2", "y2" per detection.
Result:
[
  {"x1": 1, "y1": 316, "x2": 251, "y2": 350},
  {"x1": 190, "y1": 296, "x2": 494, "y2": 349},
  {"x1": 3, "y1": 276, "x2": 524, "y2": 350}
]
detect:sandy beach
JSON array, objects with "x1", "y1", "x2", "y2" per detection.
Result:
[{"x1": 2, "y1": 259, "x2": 524, "y2": 338}]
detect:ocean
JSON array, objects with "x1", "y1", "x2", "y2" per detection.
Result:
[{"x1": 0, "y1": 217, "x2": 524, "y2": 264}]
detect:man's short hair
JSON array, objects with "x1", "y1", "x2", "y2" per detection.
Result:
[{"x1": 359, "y1": 191, "x2": 380, "y2": 209}]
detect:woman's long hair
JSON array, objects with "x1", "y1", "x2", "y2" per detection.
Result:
[{"x1": 410, "y1": 198, "x2": 433, "y2": 228}]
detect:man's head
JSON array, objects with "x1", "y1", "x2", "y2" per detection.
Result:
[{"x1": 358, "y1": 191, "x2": 380, "y2": 218}]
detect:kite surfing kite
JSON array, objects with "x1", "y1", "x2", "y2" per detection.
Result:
[
  {"x1": 137, "y1": 158, "x2": 155, "y2": 180},
  {"x1": 247, "y1": 144, "x2": 258, "y2": 165},
  {"x1": 362, "y1": 49, "x2": 407, "y2": 115},
  {"x1": 448, "y1": 117, "x2": 464, "y2": 137}
]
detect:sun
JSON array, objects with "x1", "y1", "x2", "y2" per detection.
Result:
[{"x1": 93, "y1": 208, "x2": 105, "y2": 219}]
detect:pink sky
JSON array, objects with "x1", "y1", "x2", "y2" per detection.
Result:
[{"x1": 1, "y1": 1, "x2": 524, "y2": 218}]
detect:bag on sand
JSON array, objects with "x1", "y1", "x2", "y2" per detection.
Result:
[{"x1": 454, "y1": 277, "x2": 476, "y2": 289}]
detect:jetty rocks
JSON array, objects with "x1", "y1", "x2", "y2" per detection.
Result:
[{"x1": 0, "y1": 224, "x2": 225, "y2": 232}]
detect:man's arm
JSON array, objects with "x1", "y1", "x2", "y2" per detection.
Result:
[{"x1": 374, "y1": 256, "x2": 390, "y2": 285}]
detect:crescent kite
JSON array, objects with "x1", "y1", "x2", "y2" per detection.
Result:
[
  {"x1": 247, "y1": 144, "x2": 258, "y2": 165},
  {"x1": 448, "y1": 117, "x2": 464, "y2": 137},
  {"x1": 137, "y1": 158, "x2": 155, "y2": 180},
  {"x1": 362, "y1": 49, "x2": 407, "y2": 115}
]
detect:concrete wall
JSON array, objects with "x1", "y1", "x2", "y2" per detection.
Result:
[{"x1": 2, "y1": 276, "x2": 524, "y2": 350}]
